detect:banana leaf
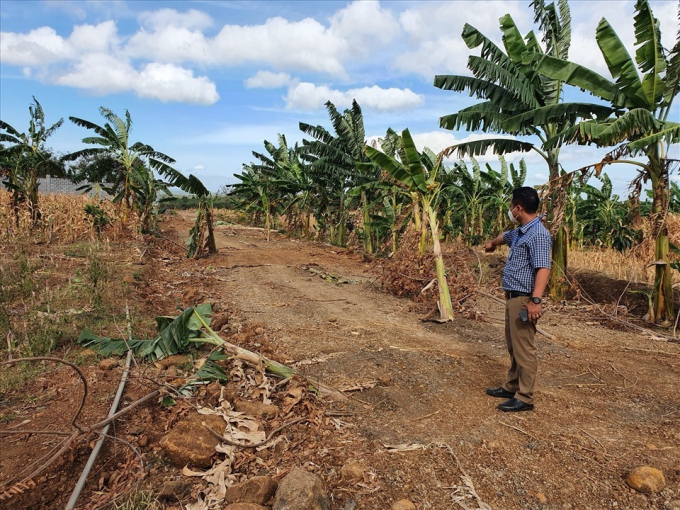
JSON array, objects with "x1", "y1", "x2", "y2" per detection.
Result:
[
  {"x1": 78, "y1": 304, "x2": 220, "y2": 362},
  {"x1": 78, "y1": 304, "x2": 348, "y2": 401},
  {"x1": 179, "y1": 351, "x2": 230, "y2": 395}
]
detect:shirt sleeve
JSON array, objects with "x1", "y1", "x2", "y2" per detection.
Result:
[
  {"x1": 502, "y1": 230, "x2": 515, "y2": 246},
  {"x1": 528, "y1": 232, "x2": 553, "y2": 269}
]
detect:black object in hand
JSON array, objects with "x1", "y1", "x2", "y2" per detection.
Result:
[{"x1": 519, "y1": 309, "x2": 529, "y2": 322}]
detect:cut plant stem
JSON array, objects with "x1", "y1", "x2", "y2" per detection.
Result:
[{"x1": 192, "y1": 310, "x2": 347, "y2": 401}]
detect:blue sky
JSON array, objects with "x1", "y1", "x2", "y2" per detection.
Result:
[{"x1": 1, "y1": 0, "x2": 678, "y2": 194}]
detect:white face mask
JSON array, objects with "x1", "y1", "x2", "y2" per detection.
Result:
[{"x1": 508, "y1": 206, "x2": 519, "y2": 224}]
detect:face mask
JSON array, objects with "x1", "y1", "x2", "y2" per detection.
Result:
[{"x1": 508, "y1": 206, "x2": 519, "y2": 224}]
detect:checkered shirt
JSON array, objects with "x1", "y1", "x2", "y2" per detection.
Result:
[{"x1": 502, "y1": 216, "x2": 552, "y2": 294}]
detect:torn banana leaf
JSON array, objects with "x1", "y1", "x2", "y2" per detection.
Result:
[
  {"x1": 179, "y1": 351, "x2": 229, "y2": 395},
  {"x1": 78, "y1": 304, "x2": 221, "y2": 362}
]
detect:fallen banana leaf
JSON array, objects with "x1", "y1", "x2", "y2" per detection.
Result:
[
  {"x1": 179, "y1": 352, "x2": 229, "y2": 396},
  {"x1": 78, "y1": 304, "x2": 220, "y2": 362},
  {"x1": 79, "y1": 304, "x2": 347, "y2": 401}
]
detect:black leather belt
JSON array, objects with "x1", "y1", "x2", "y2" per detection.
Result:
[{"x1": 505, "y1": 291, "x2": 531, "y2": 299}]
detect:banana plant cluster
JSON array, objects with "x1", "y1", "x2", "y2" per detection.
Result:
[
  {"x1": 436, "y1": 0, "x2": 678, "y2": 323},
  {"x1": 62, "y1": 107, "x2": 178, "y2": 233},
  {"x1": 0, "y1": 97, "x2": 64, "y2": 228}
]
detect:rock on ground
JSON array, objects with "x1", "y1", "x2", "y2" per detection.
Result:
[
  {"x1": 159, "y1": 479, "x2": 192, "y2": 501},
  {"x1": 98, "y1": 358, "x2": 119, "y2": 370},
  {"x1": 225, "y1": 476, "x2": 277, "y2": 505},
  {"x1": 625, "y1": 466, "x2": 666, "y2": 494},
  {"x1": 224, "y1": 504, "x2": 268, "y2": 510},
  {"x1": 272, "y1": 468, "x2": 331, "y2": 510},
  {"x1": 234, "y1": 398, "x2": 280, "y2": 419},
  {"x1": 391, "y1": 499, "x2": 416, "y2": 510},
  {"x1": 340, "y1": 461, "x2": 365, "y2": 482},
  {"x1": 160, "y1": 412, "x2": 225, "y2": 468}
]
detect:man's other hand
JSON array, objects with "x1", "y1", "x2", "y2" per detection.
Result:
[
  {"x1": 526, "y1": 301, "x2": 542, "y2": 321},
  {"x1": 483, "y1": 242, "x2": 496, "y2": 253}
]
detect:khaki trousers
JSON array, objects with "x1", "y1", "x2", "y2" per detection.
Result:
[{"x1": 502, "y1": 296, "x2": 537, "y2": 404}]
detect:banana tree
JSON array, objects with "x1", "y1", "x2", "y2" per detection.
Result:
[
  {"x1": 0, "y1": 97, "x2": 63, "y2": 226},
  {"x1": 299, "y1": 100, "x2": 379, "y2": 249},
  {"x1": 129, "y1": 163, "x2": 173, "y2": 234},
  {"x1": 434, "y1": 0, "x2": 611, "y2": 299},
  {"x1": 578, "y1": 174, "x2": 626, "y2": 248},
  {"x1": 64, "y1": 108, "x2": 176, "y2": 225},
  {"x1": 250, "y1": 135, "x2": 316, "y2": 239},
  {"x1": 230, "y1": 165, "x2": 276, "y2": 241},
  {"x1": 365, "y1": 129, "x2": 455, "y2": 321},
  {"x1": 526, "y1": 0, "x2": 679, "y2": 322},
  {"x1": 158, "y1": 168, "x2": 217, "y2": 258}
]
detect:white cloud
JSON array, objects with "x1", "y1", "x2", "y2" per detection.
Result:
[
  {"x1": 285, "y1": 82, "x2": 423, "y2": 112},
  {"x1": 138, "y1": 8, "x2": 213, "y2": 30},
  {"x1": 244, "y1": 71, "x2": 293, "y2": 89},
  {"x1": 55, "y1": 53, "x2": 136, "y2": 94},
  {"x1": 136, "y1": 63, "x2": 218, "y2": 104},
  {"x1": 193, "y1": 165, "x2": 205, "y2": 171},
  {"x1": 0, "y1": 22, "x2": 119, "y2": 66},
  {"x1": 125, "y1": 26, "x2": 211, "y2": 63},
  {"x1": 395, "y1": 1, "x2": 529, "y2": 78},
  {"x1": 123, "y1": 15, "x2": 348, "y2": 76},
  {"x1": 211, "y1": 17, "x2": 347, "y2": 75},
  {"x1": 126, "y1": 1, "x2": 400, "y2": 76},
  {"x1": 396, "y1": 37, "x2": 470, "y2": 81},
  {"x1": 1, "y1": 26, "x2": 73, "y2": 66},
  {"x1": 329, "y1": 0, "x2": 400, "y2": 57},
  {"x1": 55, "y1": 55, "x2": 218, "y2": 104},
  {"x1": 68, "y1": 21, "x2": 118, "y2": 53}
]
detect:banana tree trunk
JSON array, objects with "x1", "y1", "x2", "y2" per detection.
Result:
[
  {"x1": 205, "y1": 200, "x2": 217, "y2": 255},
  {"x1": 547, "y1": 155, "x2": 568, "y2": 300},
  {"x1": 419, "y1": 208, "x2": 428, "y2": 256},
  {"x1": 361, "y1": 191, "x2": 373, "y2": 253},
  {"x1": 649, "y1": 151, "x2": 674, "y2": 323},
  {"x1": 27, "y1": 171, "x2": 40, "y2": 227},
  {"x1": 411, "y1": 197, "x2": 427, "y2": 256},
  {"x1": 550, "y1": 226, "x2": 568, "y2": 300},
  {"x1": 426, "y1": 203, "x2": 454, "y2": 321},
  {"x1": 122, "y1": 169, "x2": 133, "y2": 225},
  {"x1": 335, "y1": 189, "x2": 347, "y2": 247},
  {"x1": 264, "y1": 197, "x2": 271, "y2": 242}
]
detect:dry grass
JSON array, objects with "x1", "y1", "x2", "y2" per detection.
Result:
[
  {"x1": 570, "y1": 213, "x2": 680, "y2": 286},
  {"x1": 0, "y1": 191, "x2": 136, "y2": 244}
]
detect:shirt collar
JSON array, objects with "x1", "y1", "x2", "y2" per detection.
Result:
[{"x1": 518, "y1": 215, "x2": 541, "y2": 234}]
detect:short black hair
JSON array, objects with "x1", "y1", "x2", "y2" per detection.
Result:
[{"x1": 511, "y1": 187, "x2": 540, "y2": 214}]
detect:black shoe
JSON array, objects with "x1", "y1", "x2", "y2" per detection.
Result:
[
  {"x1": 498, "y1": 398, "x2": 534, "y2": 412},
  {"x1": 486, "y1": 387, "x2": 515, "y2": 399}
]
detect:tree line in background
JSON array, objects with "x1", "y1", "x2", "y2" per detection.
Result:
[
  {"x1": 1, "y1": 0, "x2": 678, "y2": 324},
  {"x1": 230, "y1": 0, "x2": 679, "y2": 324},
  {"x1": 1, "y1": 101, "x2": 216, "y2": 258}
]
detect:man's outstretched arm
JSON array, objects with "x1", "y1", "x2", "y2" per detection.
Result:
[{"x1": 484, "y1": 232, "x2": 507, "y2": 253}]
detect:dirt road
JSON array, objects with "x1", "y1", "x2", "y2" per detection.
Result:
[{"x1": 168, "y1": 213, "x2": 680, "y2": 509}]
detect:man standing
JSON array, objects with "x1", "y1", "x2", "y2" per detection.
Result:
[{"x1": 483, "y1": 187, "x2": 552, "y2": 412}]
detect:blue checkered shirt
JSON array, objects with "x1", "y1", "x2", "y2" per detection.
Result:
[{"x1": 502, "y1": 216, "x2": 552, "y2": 294}]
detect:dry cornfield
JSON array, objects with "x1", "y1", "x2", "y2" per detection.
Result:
[{"x1": 0, "y1": 191, "x2": 137, "y2": 244}]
